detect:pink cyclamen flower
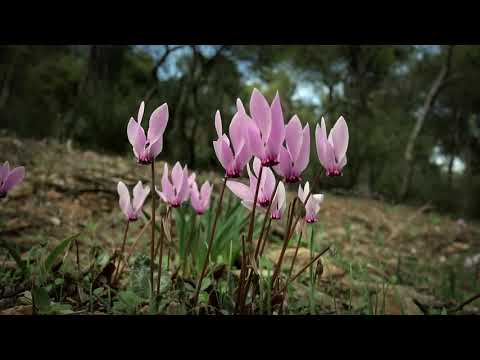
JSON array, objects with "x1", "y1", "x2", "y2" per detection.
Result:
[
  {"x1": 117, "y1": 181, "x2": 150, "y2": 222},
  {"x1": 127, "y1": 100, "x2": 169, "y2": 165},
  {"x1": 213, "y1": 104, "x2": 252, "y2": 178},
  {"x1": 0, "y1": 162, "x2": 25, "y2": 199},
  {"x1": 298, "y1": 181, "x2": 324, "y2": 224},
  {"x1": 190, "y1": 178, "x2": 213, "y2": 215},
  {"x1": 274, "y1": 115, "x2": 310, "y2": 183},
  {"x1": 156, "y1": 162, "x2": 190, "y2": 208},
  {"x1": 227, "y1": 157, "x2": 276, "y2": 211},
  {"x1": 315, "y1": 116, "x2": 349, "y2": 176},
  {"x1": 270, "y1": 181, "x2": 286, "y2": 220},
  {"x1": 242, "y1": 88, "x2": 286, "y2": 167}
]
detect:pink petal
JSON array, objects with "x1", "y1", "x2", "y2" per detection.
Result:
[
  {"x1": 266, "y1": 92, "x2": 286, "y2": 158},
  {"x1": 133, "y1": 122, "x2": 147, "y2": 157},
  {"x1": 147, "y1": 103, "x2": 168, "y2": 144},
  {"x1": 246, "y1": 123, "x2": 265, "y2": 160},
  {"x1": 176, "y1": 172, "x2": 190, "y2": 204},
  {"x1": 171, "y1": 162, "x2": 184, "y2": 191},
  {"x1": 226, "y1": 180, "x2": 252, "y2": 202},
  {"x1": 293, "y1": 123, "x2": 310, "y2": 174},
  {"x1": 117, "y1": 181, "x2": 132, "y2": 219},
  {"x1": 229, "y1": 111, "x2": 246, "y2": 153},
  {"x1": 249, "y1": 88, "x2": 271, "y2": 139},
  {"x1": 147, "y1": 138, "x2": 163, "y2": 159},
  {"x1": 233, "y1": 141, "x2": 251, "y2": 174},
  {"x1": 132, "y1": 181, "x2": 150, "y2": 213},
  {"x1": 161, "y1": 163, "x2": 174, "y2": 201},
  {"x1": 215, "y1": 110, "x2": 223, "y2": 138},
  {"x1": 127, "y1": 118, "x2": 139, "y2": 146},
  {"x1": 236, "y1": 98, "x2": 246, "y2": 114},
  {"x1": 285, "y1": 115, "x2": 303, "y2": 161},
  {"x1": 3, "y1": 166, "x2": 25, "y2": 193},
  {"x1": 253, "y1": 157, "x2": 262, "y2": 178},
  {"x1": 220, "y1": 139, "x2": 234, "y2": 170},
  {"x1": 262, "y1": 167, "x2": 276, "y2": 200},
  {"x1": 277, "y1": 181, "x2": 286, "y2": 210},
  {"x1": 137, "y1": 101, "x2": 145, "y2": 124},
  {"x1": 330, "y1": 116, "x2": 349, "y2": 162},
  {"x1": 213, "y1": 140, "x2": 227, "y2": 171},
  {"x1": 275, "y1": 146, "x2": 291, "y2": 178},
  {"x1": 315, "y1": 123, "x2": 329, "y2": 169}
]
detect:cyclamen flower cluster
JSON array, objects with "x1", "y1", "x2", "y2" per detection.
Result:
[
  {"x1": 118, "y1": 101, "x2": 213, "y2": 218},
  {"x1": 118, "y1": 87, "x2": 348, "y2": 224},
  {"x1": 213, "y1": 88, "x2": 349, "y2": 224}
]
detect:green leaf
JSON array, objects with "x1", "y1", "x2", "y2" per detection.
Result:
[
  {"x1": 201, "y1": 278, "x2": 211, "y2": 291},
  {"x1": 32, "y1": 287, "x2": 50, "y2": 313},
  {"x1": 45, "y1": 233, "x2": 80, "y2": 272}
]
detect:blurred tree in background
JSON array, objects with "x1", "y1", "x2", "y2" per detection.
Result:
[{"x1": 1, "y1": 44, "x2": 479, "y2": 218}]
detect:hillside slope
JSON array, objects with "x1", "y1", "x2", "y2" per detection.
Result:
[{"x1": 1, "y1": 135, "x2": 479, "y2": 314}]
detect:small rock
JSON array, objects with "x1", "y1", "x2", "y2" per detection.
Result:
[{"x1": 50, "y1": 217, "x2": 61, "y2": 226}]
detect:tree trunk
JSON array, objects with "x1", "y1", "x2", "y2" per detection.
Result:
[
  {"x1": 0, "y1": 46, "x2": 19, "y2": 112},
  {"x1": 399, "y1": 45, "x2": 454, "y2": 200}
]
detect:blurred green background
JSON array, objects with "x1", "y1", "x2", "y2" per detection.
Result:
[{"x1": 1, "y1": 45, "x2": 479, "y2": 218}]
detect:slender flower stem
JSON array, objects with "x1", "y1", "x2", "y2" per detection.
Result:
[
  {"x1": 150, "y1": 161, "x2": 156, "y2": 295},
  {"x1": 184, "y1": 213, "x2": 197, "y2": 276},
  {"x1": 286, "y1": 224, "x2": 304, "y2": 286},
  {"x1": 280, "y1": 244, "x2": 331, "y2": 294},
  {"x1": 156, "y1": 212, "x2": 166, "y2": 298},
  {"x1": 259, "y1": 217, "x2": 272, "y2": 259},
  {"x1": 241, "y1": 177, "x2": 280, "y2": 310},
  {"x1": 235, "y1": 233, "x2": 247, "y2": 313},
  {"x1": 254, "y1": 178, "x2": 280, "y2": 261},
  {"x1": 236, "y1": 164, "x2": 264, "y2": 311},
  {"x1": 192, "y1": 176, "x2": 228, "y2": 308},
  {"x1": 113, "y1": 220, "x2": 130, "y2": 285},
  {"x1": 271, "y1": 198, "x2": 297, "y2": 286},
  {"x1": 246, "y1": 165, "x2": 264, "y2": 246},
  {"x1": 116, "y1": 219, "x2": 151, "y2": 279}
]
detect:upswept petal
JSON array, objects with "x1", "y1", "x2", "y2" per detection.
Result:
[
  {"x1": 266, "y1": 92, "x2": 286, "y2": 157},
  {"x1": 226, "y1": 180, "x2": 252, "y2": 202},
  {"x1": 161, "y1": 163, "x2": 174, "y2": 201},
  {"x1": 294, "y1": 123, "x2": 310, "y2": 173},
  {"x1": 127, "y1": 118, "x2": 139, "y2": 146},
  {"x1": 229, "y1": 111, "x2": 246, "y2": 152},
  {"x1": 215, "y1": 110, "x2": 223, "y2": 138},
  {"x1": 147, "y1": 137, "x2": 163, "y2": 159},
  {"x1": 285, "y1": 115, "x2": 303, "y2": 161},
  {"x1": 262, "y1": 167, "x2": 276, "y2": 199},
  {"x1": 330, "y1": 116, "x2": 349, "y2": 162},
  {"x1": 132, "y1": 181, "x2": 150, "y2": 213},
  {"x1": 137, "y1": 101, "x2": 145, "y2": 124},
  {"x1": 249, "y1": 88, "x2": 271, "y2": 139},
  {"x1": 147, "y1": 103, "x2": 168, "y2": 144},
  {"x1": 274, "y1": 146, "x2": 291, "y2": 177},
  {"x1": 246, "y1": 122, "x2": 265, "y2": 160},
  {"x1": 233, "y1": 141, "x2": 251, "y2": 173},
  {"x1": 3, "y1": 166, "x2": 25, "y2": 193},
  {"x1": 171, "y1": 162, "x2": 184, "y2": 191},
  {"x1": 117, "y1": 181, "x2": 132, "y2": 219}
]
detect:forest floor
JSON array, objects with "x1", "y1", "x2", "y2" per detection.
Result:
[{"x1": 1, "y1": 134, "x2": 479, "y2": 315}]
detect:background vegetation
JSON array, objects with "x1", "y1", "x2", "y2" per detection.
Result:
[{"x1": 1, "y1": 45, "x2": 479, "y2": 218}]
